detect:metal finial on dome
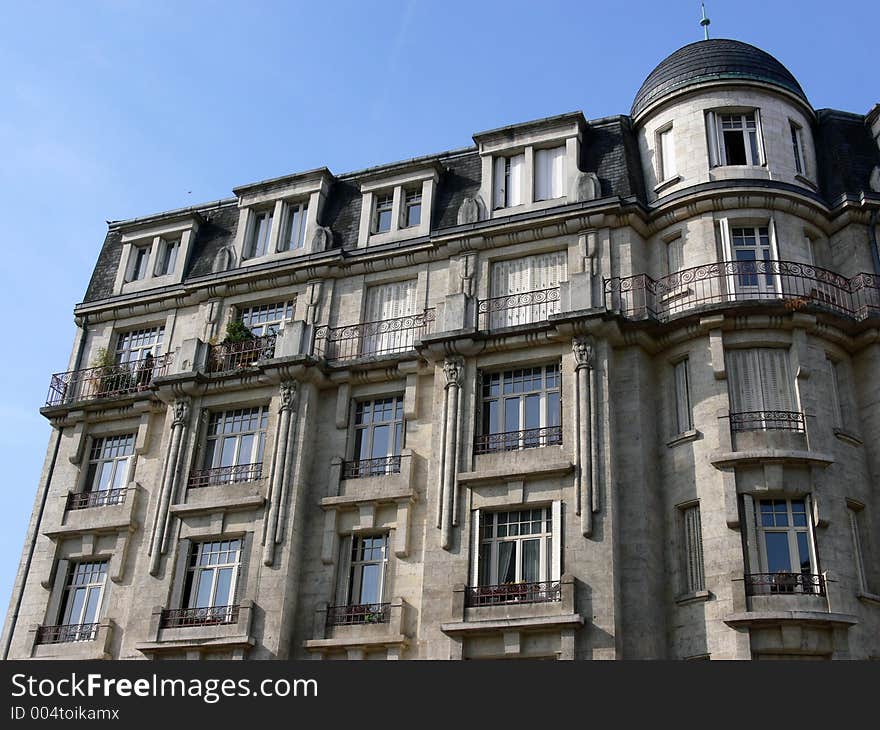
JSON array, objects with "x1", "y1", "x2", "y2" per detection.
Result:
[{"x1": 700, "y1": 3, "x2": 711, "y2": 40}]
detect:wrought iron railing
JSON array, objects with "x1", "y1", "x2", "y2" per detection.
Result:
[
  {"x1": 35, "y1": 623, "x2": 99, "y2": 644},
  {"x1": 313, "y1": 309, "x2": 435, "y2": 361},
  {"x1": 45, "y1": 353, "x2": 173, "y2": 407},
  {"x1": 729, "y1": 411, "x2": 806, "y2": 432},
  {"x1": 66, "y1": 488, "x2": 126, "y2": 511},
  {"x1": 342, "y1": 455, "x2": 403, "y2": 479},
  {"x1": 187, "y1": 462, "x2": 263, "y2": 488},
  {"x1": 604, "y1": 261, "x2": 880, "y2": 323},
  {"x1": 207, "y1": 335, "x2": 276, "y2": 373},
  {"x1": 478, "y1": 287, "x2": 561, "y2": 330},
  {"x1": 160, "y1": 605, "x2": 240, "y2": 628},
  {"x1": 326, "y1": 603, "x2": 390, "y2": 627},
  {"x1": 745, "y1": 572, "x2": 826, "y2": 596},
  {"x1": 466, "y1": 581, "x2": 562, "y2": 607},
  {"x1": 474, "y1": 425, "x2": 563, "y2": 455}
]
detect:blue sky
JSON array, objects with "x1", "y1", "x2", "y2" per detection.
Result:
[{"x1": 0, "y1": 0, "x2": 876, "y2": 619}]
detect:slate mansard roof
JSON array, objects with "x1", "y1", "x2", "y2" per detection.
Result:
[
  {"x1": 81, "y1": 41, "x2": 879, "y2": 306},
  {"x1": 631, "y1": 38, "x2": 810, "y2": 118}
]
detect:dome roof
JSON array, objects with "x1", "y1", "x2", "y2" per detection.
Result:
[{"x1": 631, "y1": 39, "x2": 808, "y2": 119}]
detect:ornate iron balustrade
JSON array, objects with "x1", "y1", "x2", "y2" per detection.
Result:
[
  {"x1": 342, "y1": 455, "x2": 403, "y2": 479},
  {"x1": 326, "y1": 603, "x2": 390, "y2": 627},
  {"x1": 729, "y1": 410, "x2": 805, "y2": 432},
  {"x1": 604, "y1": 261, "x2": 880, "y2": 323},
  {"x1": 474, "y1": 425, "x2": 563, "y2": 455},
  {"x1": 35, "y1": 623, "x2": 99, "y2": 644},
  {"x1": 478, "y1": 287, "x2": 561, "y2": 330},
  {"x1": 466, "y1": 580, "x2": 562, "y2": 607},
  {"x1": 745, "y1": 572, "x2": 826, "y2": 596},
  {"x1": 66, "y1": 488, "x2": 126, "y2": 511},
  {"x1": 45, "y1": 353, "x2": 173, "y2": 407},
  {"x1": 207, "y1": 334, "x2": 276, "y2": 373},
  {"x1": 313, "y1": 309, "x2": 435, "y2": 361},
  {"x1": 187, "y1": 462, "x2": 263, "y2": 489},
  {"x1": 160, "y1": 605, "x2": 239, "y2": 628}
]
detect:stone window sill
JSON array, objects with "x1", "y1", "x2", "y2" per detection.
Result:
[
  {"x1": 667, "y1": 429, "x2": 701, "y2": 448},
  {"x1": 795, "y1": 174, "x2": 818, "y2": 190},
  {"x1": 833, "y1": 428, "x2": 863, "y2": 446},
  {"x1": 653, "y1": 175, "x2": 682, "y2": 195},
  {"x1": 675, "y1": 590, "x2": 711, "y2": 606},
  {"x1": 857, "y1": 591, "x2": 880, "y2": 607}
]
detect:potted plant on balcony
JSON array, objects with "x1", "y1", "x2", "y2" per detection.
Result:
[
  {"x1": 90, "y1": 347, "x2": 132, "y2": 398},
  {"x1": 211, "y1": 320, "x2": 256, "y2": 371}
]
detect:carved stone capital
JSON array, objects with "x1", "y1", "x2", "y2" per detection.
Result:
[
  {"x1": 443, "y1": 357, "x2": 464, "y2": 388},
  {"x1": 171, "y1": 397, "x2": 191, "y2": 427},
  {"x1": 572, "y1": 337, "x2": 594, "y2": 370},
  {"x1": 279, "y1": 380, "x2": 298, "y2": 412}
]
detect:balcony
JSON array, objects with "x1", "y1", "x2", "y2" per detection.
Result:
[
  {"x1": 729, "y1": 410, "x2": 806, "y2": 433},
  {"x1": 66, "y1": 488, "x2": 126, "y2": 511},
  {"x1": 313, "y1": 309, "x2": 435, "y2": 362},
  {"x1": 326, "y1": 602, "x2": 391, "y2": 627},
  {"x1": 342, "y1": 455, "x2": 403, "y2": 479},
  {"x1": 207, "y1": 334, "x2": 276, "y2": 373},
  {"x1": 159, "y1": 605, "x2": 239, "y2": 628},
  {"x1": 605, "y1": 260, "x2": 880, "y2": 323},
  {"x1": 745, "y1": 572, "x2": 826, "y2": 597},
  {"x1": 187, "y1": 462, "x2": 263, "y2": 489},
  {"x1": 474, "y1": 426, "x2": 562, "y2": 455},
  {"x1": 35, "y1": 622, "x2": 99, "y2": 644},
  {"x1": 478, "y1": 287, "x2": 561, "y2": 330},
  {"x1": 466, "y1": 580, "x2": 562, "y2": 607},
  {"x1": 29, "y1": 619, "x2": 114, "y2": 659},
  {"x1": 45, "y1": 353, "x2": 173, "y2": 407}
]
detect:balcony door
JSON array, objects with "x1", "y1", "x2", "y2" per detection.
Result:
[
  {"x1": 719, "y1": 220, "x2": 782, "y2": 301},
  {"x1": 361, "y1": 280, "x2": 419, "y2": 356},
  {"x1": 489, "y1": 251, "x2": 566, "y2": 328}
]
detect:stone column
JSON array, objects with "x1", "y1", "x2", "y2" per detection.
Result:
[
  {"x1": 264, "y1": 380, "x2": 298, "y2": 565},
  {"x1": 439, "y1": 357, "x2": 463, "y2": 550},
  {"x1": 149, "y1": 397, "x2": 190, "y2": 576},
  {"x1": 572, "y1": 337, "x2": 597, "y2": 537}
]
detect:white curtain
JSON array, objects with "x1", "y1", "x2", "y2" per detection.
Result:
[
  {"x1": 490, "y1": 252, "x2": 567, "y2": 327},
  {"x1": 535, "y1": 146, "x2": 566, "y2": 201},
  {"x1": 493, "y1": 154, "x2": 525, "y2": 208},
  {"x1": 362, "y1": 280, "x2": 418, "y2": 355},
  {"x1": 660, "y1": 128, "x2": 677, "y2": 180}
]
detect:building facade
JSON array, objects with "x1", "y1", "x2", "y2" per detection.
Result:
[{"x1": 4, "y1": 38, "x2": 880, "y2": 660}]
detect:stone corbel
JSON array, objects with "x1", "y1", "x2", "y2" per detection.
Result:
[
  {"x1": 134, "y1": 412, "x2": 152, "y2": 455},
  {"x1": 355, "y1": 505, "x2": 376, "y2": 532},
  {"x1": 403, "y1": 372, "x2": 419, "y2": 420},
  {"x1": 438, "y1": 357, "x2": 463, "y2": 550},
  {"x1": 263, "y1": 380, "x2": 299, "y2": 566},
  {"x1": 67, "y1": 421, "x2": 87, "y2": 465},
  {"x1": 791, "y1": 327, "x2": 811, "y2": 380},
  {"x1": 305, "y1": 280, "x2": 324, "y2": 325},
  {"x1": 109, "y1": 529, "x2": 134, "y2": 584},
  {"x1": 703, "y1": 317, "x2": 726, "y2": 379},
  {"x1": 320, "y1": 511, "x2": 338, "y2": 565},
  {"x1": 394, "y1": 501, "x2": 412, "y2": 558},
  {"x1": 335, "y1": 383, "x2": 351, "y2": 428}
]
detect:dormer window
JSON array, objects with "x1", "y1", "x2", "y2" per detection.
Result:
[
  {"x1": 281, "y1": 201, "x2": 308, "y2": 252},
  {"x1": 403, "y1": 188, "x2": 421, "y2": 228},
  {"x1": 373, "y1": 193, "x2": 394, "y2": 234},
  {"x1": 707, "y1": 110, "x2": 765, "y2": 167},
  {"x1": 493, "y1": 153, "x2": 525, "y2": 209},
  {"x1": 154, "y1": 237, "x2": 179, "y2": 277},
  {"x1": 245, "y1": 209, "x2": 274, "y2": 259}
]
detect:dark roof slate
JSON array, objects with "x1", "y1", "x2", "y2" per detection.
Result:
[{"x1": 815, "y1": 109, "x2": 880, "y2": 203}]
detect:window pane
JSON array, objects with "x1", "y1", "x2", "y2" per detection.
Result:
[
  {"x1": 764, "y1": 532, "x2": 792, "y2": 573},
  {"x1": 724, "y1": 130, "x2": 747, "y2": 165},
  {"x1": 82, "y1": 587, "x2": 102, "y2": 623},
  {"x1": 359, "y1": 564, "x2": 381, "y2": 604},
  {"x1": 220, "y1": 438, "x2": 237, "y2": 468},
  {"x1": 796, "y1": 533, "x2": 811, "y2": 573},
  {"x1": 193, "y1": 571, "x2": 214, "y2": 608},
  {"x1": 238, "y1": 434, "x2": 255, "y2": 464},
  {"x1": 497, "y1": 542, "x2": 515, "y2": 583},
  {"x1": 504, "y1": 398, "x2": 520, "y2": 433},
  {"x1": 64, "y1": 588, "x2": 86, "y2": 624},
  {"x1": 214, "y1": 567, "x2": 234, "y2": 606},
  {"x1": 524, "y1": 394, "x2": 540, "y2": 429},
  {"x1": 371, "y1": 424, "x2": 390, "y2": 459},
  {"x1": 521, "y1": 539, "x2": 540, "y2": 582}
]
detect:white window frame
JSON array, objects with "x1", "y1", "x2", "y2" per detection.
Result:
[
  {"x1": 717, "y1": 218, "x2": 782, "y2": 297},
  {"x1": 847, "y1": 501, "x2": 869, "y2": 593},
  {"x1": 350, "y1": 395, "x2": 405, "y2": 473},
  {"x1": 279, "y1": 200, "x2": 309, "y2": 252},
  {"x1": 755, "y1": 498, "x2": 819, "y2": 590},
  {"x1": 479, "y1": 364, "x2": 561, "y2": 451},
  {"x1": 488, "y1": 251, "x2": 567, "y2": 328},
  {"x1": 153, "y1": 236, "x2": 180, "y2": 277},
  {"x1": 533, "y1": 145, "x2": 567, "y2": 202},
  {"x1": 361, "y1": 279, "x2": 419, "y2": 355},
  {"x1": 725, "y1": 347, "x2": 798, "y2": 427},
  {"x1": 338, "y1": 534, "x2": 389, "y2": 606},
  {"x1": 201, "y1": 407, "x2": 269, "y2": 483},
  {"x1": 706, "y1": 109, "x2": 765, "y2": 167},
  {"x1": 402, "y1": 187, "x2": 422, "y2": 229},
  {"x1": 657, "y1": 124, "x2": 677, "y2": 182},
  {"x1": 126, "y1": 243, "x2": 151, "y2": 282},
  {"x1": 84, "y1": 433, "x2": 134, "y2": 499},
  {"x1": 470, "y1": 502, "x2": 562, "y2": 588},
  {"x1": 790, "y1": 121, "x2": 806, "y2": 176},
  {"x1": 827, "y1": 355, "x2": 844, "y2": 430},
  {"x1": 238, "y1": 300, "x2": 295, "y2": 336},
  {"x1": 115, "y1": 326, "x2": 165, "y2": 365},
  {"x1": 372, "y1": 192, "x2": 394, "y2": 234},
  {"x1": 492, "y1": 152, "x2": 525, "y2": 209},
  {"x1": 244, "y1": 208, "x2": 274, "y2": 259},
  {"x1": 60, "y1": 561, "x2": 108, "y2": 636},
  {"x1": 185, "y1": 539, "x2": 242, "y2": 615}
]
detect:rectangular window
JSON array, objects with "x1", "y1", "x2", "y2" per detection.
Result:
[
  {"x1": 361, "y1": 279, "x2": 419, "y2": 355},
  {"x1": 403, "y1": 188, "x2": 422, "y2": 228},
  {"x1": 281, "y1": 201, "x2": 308, "y2": 251},
  {"x1": 479, "y1": 507, "x2": 553, "y2": 587},
  {"x1": 790, "y1": 122, "x2": 805, "y2": 175},
  {"x1": 128, "y1": 244, "x2": 150, "y2": 282},
  {"x1": 493, "y1": 153, "x2": 525, "y2": 209},
  {"x1": 239, "y1": 300, "x2": 294, "y2": 336},
  {"x1": 59, "y1": 561, "x2": 108, "y2": 640},
  {"x1": 754, "y1": 498, "x2": 819, "y2": 594},
  {"x1": 246, "y1": 209, "x2": 273, "y2": 258},
  {"x1": 827, "y1": 355, "x2": 846, "y2": 431},
  {"x1": 681, "y1": 503, "x2": 705, "y2": 593},
  {"x1": 731, "y1": 225, "x2": 774, "y2": 292},
  {"x1": 154, "y1": 237, "x2": 180, "y2": 276},
  {"x1": 658, "y1": 126, "x2": 677, "y2": 181},
  {"x1": 847, "y1": 503, "x2": 869, "y2": 593},
  {"x1": 666, "y1": 235, "x2": 684, "y2": 276},
  {"x1": 183, "y1": 539, "x2": 242, "y2": 620},
  {"x1": 350, "y1": 396, "x2": 404, "y2": 476},
  {"x1": 478, "y1": 364, "x2": 561, "y2": 453},
  {"x1": 673, "y1": 359, "x2": 693, "y2": 434},
  {"x1": 197, "y1": 407, "x2": 268, "y2": 486},
  {"x1": 346, "y1": 534, "x2": 388, "y2": 605},
  {"x1": 708, "y1": 110, "x2": 763, "y2": 167},
  {"x1": 488, "y1": 251, "x2": 567, "y2": 328},
  {"x1": 534, "y1": 146, "x2": 566, "y2": 201},
  {"x1": 373, "y1": 193, "x2": 394, "y2": 234},
  {"x1": 84, "y1": 434, "x2": 134, "y2": 504},
  {"x1": 726, "y1": 348, "x2": 798, "y2": 430},
  {"x1": 115, "y1": 326, "x2": 165, "y2": 365}
]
